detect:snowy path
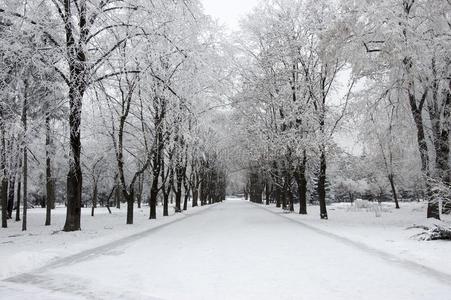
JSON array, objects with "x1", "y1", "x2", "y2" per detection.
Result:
[{"x1": 2, "y1": 199, "x2": 451, "y2": 299}]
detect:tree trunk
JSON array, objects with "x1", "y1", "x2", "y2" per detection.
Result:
[
  {"x1": 126, "y1": 191, "x2": 134, "y2": 225},
  {"x1": 91, "y1": 180, "x2": 97, "y2": 217},
  {"x1": 265, "y1": 180, "x2": 270, "y2": 205},
  {"x1": 192, "y1": 187, "x2": 199, "y2": 207},
  {"x1": 1, "y1": 108, "x2": 7, "y2": 228},
  {"x1": 175, "y1": 181, "x2": 182, "y2": 213},
  {"x1": 115, "y1": 180, "x2": 121, "y2": 209},
  {"x1": 163, "y1": 190, "x2": 169, "y2": 217},
  {"x1": 295, "y1": 152, "x2": 308, "y2": 215},
  {"x1": 45, "y1": 116, "x2": 54, "y2": 225},
  {"x1": 15, "y1": 166, "x2": 21, "y2": 222},
  {"x1": 21, "y1": 84, "x2": 28, "y2": 231},
  {"x1": 438, "y1": 90, "x2": 451, "y2": 214},
  {"x1": 288, "y1": 186, "x2": 294, "y2": 212},
  {"x1": 149, "y1": 184, "x2": 158, "y2": 219},
  {"x1": 22, "y1": 137, "x2": 27, "y2": 231},
  {"x1": 275, "y1": 186, "x2": 281, "y2": 208},
  {"x1": 173, "y1": 152, "x2": 185, "y2": 211},
  {"x1": 388, "y1": 173, "x2": 400, "y2": 209},
  {"x1": 63, "y1": 83, "x2": 84, "y2": 231},
  {"x1": 7, "y1": 171, "x2": 15, "y2": 219},
  {"x1": 280, "y1": 184, "x2": 286, "y2": 209},
  {"x1": 136, "y1": 174, "x2": 143, "y2": 209},
  {"x1": 1, "y1": 178, "x2": 7, "y2": 228},
  {"x1": 183, "y1": 191, "x2": 189, "y2": 211},
  {"x1": 318, "y1": 149, "x2": 328, "y2": 219}
]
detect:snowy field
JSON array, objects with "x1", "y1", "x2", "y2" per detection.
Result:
[{"x1": 1, "y1": 198, "x2": 451, "y2": 299}]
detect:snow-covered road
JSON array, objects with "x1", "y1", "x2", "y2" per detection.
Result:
[{"x1": 3, "y1": 199, "x2": 451, "y2": 299}]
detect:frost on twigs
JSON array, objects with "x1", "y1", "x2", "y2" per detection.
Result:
[{"x1": 408, "y1": 222, "x2": 451, "y2": 241}]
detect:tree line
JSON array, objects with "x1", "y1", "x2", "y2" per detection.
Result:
[
  {"x1": 0, "y1": 0, "x2": 229, "y2": 231},
  {"x1": 232, "y1": 0, "x2": 450, "y2": 220}
]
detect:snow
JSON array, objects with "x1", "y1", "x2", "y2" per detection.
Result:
[
  {"x1": 263, "y1": 201, "x2": 451, "y2": 276},
  {"x1": 1, "y1": 198, "x2": 451, "y2": 299},
  {"x1": 0, "y1": 203, "x2": 212, "y2": 280}
]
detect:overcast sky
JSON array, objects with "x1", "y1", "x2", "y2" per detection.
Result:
[{"x1": 201, "y1": 0, "x2": 260, "y2": 30}]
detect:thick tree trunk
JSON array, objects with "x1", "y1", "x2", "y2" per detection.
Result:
[
  {"x1": 63, "y1": 84, "x2": 84, "y2": 231},
  {"x1": 429, "y1": 61, "x2": 450, "y2": 214},
  {"x1": 295, "y1": 152, "x2": 307, "y2": 215},
  {"x1": 275, "y1": 186, "x2": 281, "y2": 208},
  {"x1": 163, "y1": 190, "x2": 169, "y2": 217},
  {"x1": 149, "y1": 186, "x2": 158, "y2": 219},
  {"x1": 438, "y1": 90, "x2": 450, "y2": 214},
  {"x1": 318, "y1": 149, "x2": 328, "y2": 219},
  {"x1": 192, "y1": 187, "x2": 199, "y2": 207},
  {"x1": 183, "y1": 191, "x2": 189, "y2": 211},
  {"x1": 280, "y1": 184, "x2": 286, "y2": 209},
  {"x1": 62, "y1": 0, "x2": 87, "y2": 231},
  {"x1": 412, "y1": 101, "x2": 438, "y2": 219},
  {"x1": 200, "y1": 182, "x2": 208, "y2": 206}
]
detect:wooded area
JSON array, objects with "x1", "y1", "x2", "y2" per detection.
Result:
[{"x1": 0, "y1": 0, "x2": 450, "y2": 233}]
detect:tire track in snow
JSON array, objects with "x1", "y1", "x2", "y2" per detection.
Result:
[{"x1": 253, "y1": 202, "x2": 451, "y2": 287}]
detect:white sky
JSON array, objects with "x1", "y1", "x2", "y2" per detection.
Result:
[{"x1": 201, "y1": 0, "x2": 260, "y2": 30}]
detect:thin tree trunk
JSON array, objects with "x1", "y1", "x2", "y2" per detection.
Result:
[
  {"x1": 91, "y1": 180, "x2": 97, "y2": 217},
  {"x1": 136, "y1": 174, "x2": 143, "y2": 209},
  {"x1": 1, "y1": 178, "x2": 6, "y2": 228},
  {"x1": 22, "y1": 91, "x2": 28, "y2": 231},
  {"x1": 15, "y1": 165, "x2": 21, "y2": 222},
  {"x1": 126, "y1": 191, "x2": 134, "y2": 225},
  {"x1": 318, "y1": 148, "x2": 328, "y2": 219},
  {"x1": 388, "y1": 173, "x2": 400, "y2": 209},
  {"x1": 1, "y1": 107, "x2": 7, "y2": 228},
  {"x1": 7, "y1": 169, "x2": 15, "y2": 219},
  {"x1": 265, "y1": 180, "x2": 270, "y2": 205},
  {"x1": 174, "y1": 160, "x2": 184, "y2": 212},
  {"x1": 45, "y1": 116, "x2": 54, "y2": 225},
  {"x1": 115, "y1": 180, "x2": 121, "y2": 209}
]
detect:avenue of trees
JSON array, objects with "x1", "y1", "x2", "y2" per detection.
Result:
[
  {"x1": 0, "y1": 0, "x2": 450, "y2": 233},
  {"x1": 232, "y1": 0, "x2": 450, "y2": 220},
  {"x1": 0, "y1": 0, "x2": 229, "y2": 231}
]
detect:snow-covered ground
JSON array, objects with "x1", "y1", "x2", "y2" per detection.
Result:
[
  {"x1": 1, "y1": 198, "x2": 451, "y2": 299},
  {"x1": 264, "y1": 201, "x2": 451, "y2": 276},
  {"x1": 0, "y1": 203, "x2": 212, "y2": 280}
]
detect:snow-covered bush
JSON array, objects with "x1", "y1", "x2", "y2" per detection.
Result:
[{"x1": 409, "y1": 223, "x2": 451, "y2": 241}]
